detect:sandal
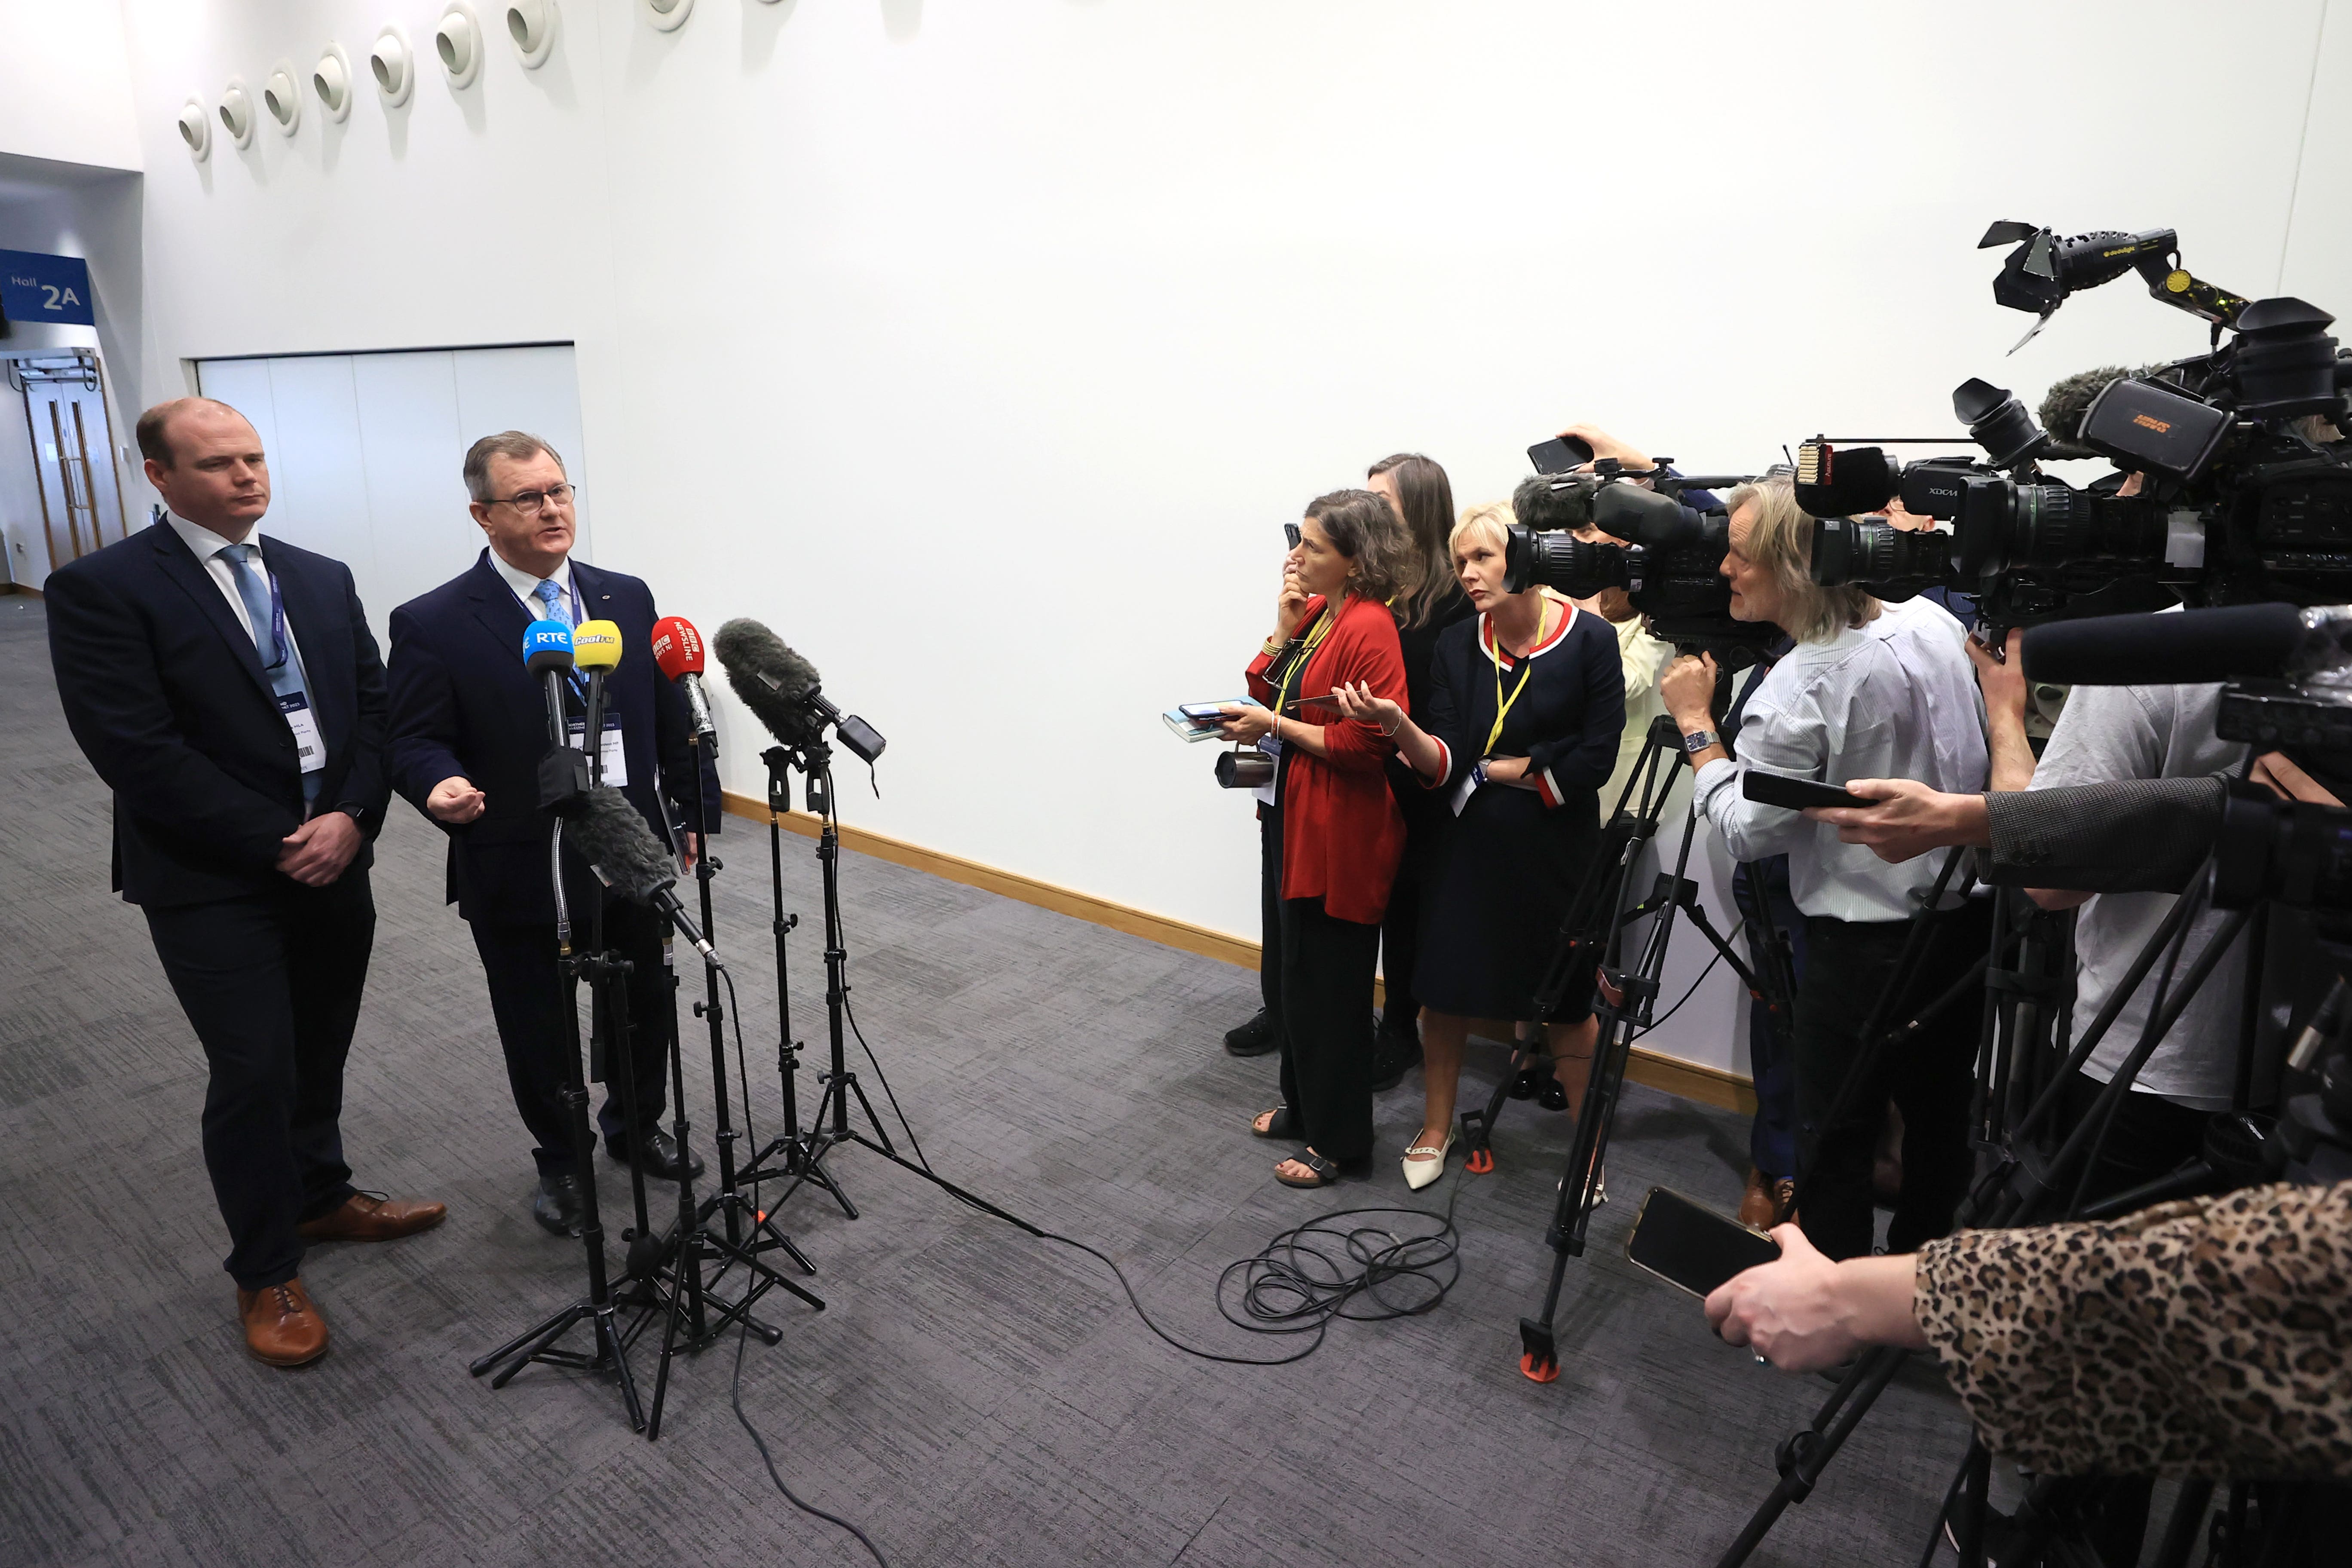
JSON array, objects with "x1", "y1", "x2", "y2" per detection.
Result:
[
  {"x1": 1251, "y1": 1106, "x2": 1302, "y2": 1140},
  {"x1": 1275, "y1": 1149, "x2": 1341, "y2": 1188}
]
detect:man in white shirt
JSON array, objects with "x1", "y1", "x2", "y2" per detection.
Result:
[{"x1": 1662, "y1": 475, "x2": 1990, "y2": 1261}]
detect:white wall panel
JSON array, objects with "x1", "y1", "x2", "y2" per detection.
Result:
[
  {"x1": 450, "y1": 345, "x2": 591, "y2": 564},
  {"x1": 260, "y1": 356, "x2": 379, "y2": 600},
  {"x1": 350, "y1": 350, "x2": 473, "y2": 636}
]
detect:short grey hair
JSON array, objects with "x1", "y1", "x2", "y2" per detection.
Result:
[{"x1": 463, "y1": 431, "x2": 565, "y2": 502}]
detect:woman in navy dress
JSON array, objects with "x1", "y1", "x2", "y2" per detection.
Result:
[{"x1": 1334, "y1": 501, "x2": 1623, "y2": 1188}]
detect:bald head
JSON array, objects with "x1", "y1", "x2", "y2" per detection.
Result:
[{"x1": 139, "y1": 398, "x2": 270, "y2": 540}]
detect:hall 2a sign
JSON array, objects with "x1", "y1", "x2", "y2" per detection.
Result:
[{"x1": 0, "y1": 250, "x2": 96, "y2": 327}]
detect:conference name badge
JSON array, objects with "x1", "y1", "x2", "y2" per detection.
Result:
[
  {"x1": 279, "y1": 693, "x2": 325, "y2": 774},
  {"x1": 566, "y1": 713, "x2": 630, "y2": 787}
]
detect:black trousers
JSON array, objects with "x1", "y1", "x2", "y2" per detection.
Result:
[
  {"x1": 1273, "y1": 896, "x2": 1381, "y2": 1163},
  {"x1": 143, "y1": 873, "x2": 374, "y2": 1291},
  {"x1": 1377, "y1": 791, "x2": 1442, "y2": 1039},
  {"x1": 1256, "y1": 809, "x2": 1280, "y2": 1017},
  {"x1": 2058, "y1": 1069, "x2": 2213, "y2": 1201},
  {"x1": 1794, "y1": 900, "x2": 1991, "y2": 1262},
  {"x1": 469, "y1": 896, "x2": 673, "y2": 1178},
  {"x1": 1733, "y1": 855, "x2": 1806, "y2": 1180}
]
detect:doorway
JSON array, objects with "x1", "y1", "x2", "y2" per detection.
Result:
[{"x1": 6, "y1": 350, "x2": 128, "y2": 577}]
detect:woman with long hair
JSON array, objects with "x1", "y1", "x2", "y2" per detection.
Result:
[{"x1": 1219, "y1": 490, "x2": 1413, "y2": 1186}]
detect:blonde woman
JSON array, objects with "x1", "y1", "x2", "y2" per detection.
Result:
[
  {"x1": 1331, "y1": 502, "x2": 1623, "y2": 1190},
  {"x1": 1656, "y1": 472, "x2": 1989, "y2": 1263}
]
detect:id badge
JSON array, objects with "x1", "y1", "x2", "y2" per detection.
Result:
[
  {"x1": 1254, "y1": 731, "x2": 1281, "y2": 808},
  {"x1": 567, "y1": 714, "x2": 631, "y2": 787},
  {"x1": 279, "y1": 693, "x2": 325, "y2": 775}
]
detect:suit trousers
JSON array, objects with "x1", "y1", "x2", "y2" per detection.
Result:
[
  {"x1": 1794, "y1": 899, "x2": 1991, "y2": 1262},
  {"x1": 469, "y1": 895, "x2": 674, "y2": 1178},
  {"x1": 143, "y1": 873, "x2": 374, "y2": 1290},
  {"x1": 1733, "y1": 855, "x2": 1807, "y2": 1181}
]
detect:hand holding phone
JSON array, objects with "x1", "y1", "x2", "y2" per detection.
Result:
[
  {"x1": 1528, "y1": 435, "x2": 1598, "y2": 475},
  {"x1": 1626, "y1": 1187, "x2": 1780, "y2": 1298},
  {"x1": 1741, "y1": 771, "x2": 1874, "y2": 812}
]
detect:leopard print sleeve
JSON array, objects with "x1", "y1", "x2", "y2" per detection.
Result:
[{"x1": 1912, "y1": 1180, "x2": 2352, "y2": 1479}]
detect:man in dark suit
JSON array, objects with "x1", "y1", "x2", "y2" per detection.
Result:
[
  {"x1": 386, "y1": 431, "x2": 717, "y2": 1237},
  {"x1": 44, "y1": 398, "x2": 446, "y2": 1369}
]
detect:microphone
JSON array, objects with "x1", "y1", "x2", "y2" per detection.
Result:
[
  {"x1": 650, "y1": 615, "x2": 718, "y2": 747},
  {"x1": 2037, "y1": 364, "x2": 2142, "y2": 460},
  {"x1": 2021, "y1": 602, "x2": 2316, "y2": 687},
  {"x1": 566, "y1": 785, "x2": 723, "y2": 964},
  {"x1": 1792, "y1": 441, "x2": 1901, "y2": 518},
  {"x1": 522, "y1": 619, "x2": 575, "y2": 748},
  {"x1": 713, "y1": 618, "x2": 888, "y2": 763},
  {"x1": 573, "y1": 619, "x2": 622, "y2": 784}
]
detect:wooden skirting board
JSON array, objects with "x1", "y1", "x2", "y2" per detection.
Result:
[{"x1": 720, "y1": 790, "x2": 1759, "y2": 1116}]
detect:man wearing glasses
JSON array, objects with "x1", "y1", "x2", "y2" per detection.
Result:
[
  {"x1": 44, "y1": 398, "x2": 444, "y2": 1367},
  {"x1": 386, "y1": 432, "x2": 719, "y2": 1237}
]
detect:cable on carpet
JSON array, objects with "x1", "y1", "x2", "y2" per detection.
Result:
[{"x1": 731, "y1": 1315, "x2": 892, "y2": 1567}]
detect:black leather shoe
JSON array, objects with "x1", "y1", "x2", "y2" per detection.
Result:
[
  {"x1": 1368, "y1": 1029, "x2": 1423, "y2": 1093},
  {"x1": 533, "y1": 1173, "x2": 586, "y2": 1238},
  {"x1": 1224, "y1": 1008, "x2": 1278, "y2": 1057},
  {"x1": 604, "y1": 1128, "x2": 704, "y2": 1183}
]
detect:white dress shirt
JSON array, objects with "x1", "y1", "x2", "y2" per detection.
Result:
[
  {"x1": 1693, "y1": 595, "x2": 1989, "y2": 922},
  {"x1": 166, "y1": 512, "x2": 311, "y2": 692},
  {"x1": 488, "y1": 547, "x2": 580, "y2": 623}
]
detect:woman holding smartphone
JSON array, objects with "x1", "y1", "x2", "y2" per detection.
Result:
[
  {"x1": 1219, "y1": 490, "x2": 1412, "y2": 1188},
  {"x1": 1332, "y1": 501, "x2": 1624, "y2": 1189}
]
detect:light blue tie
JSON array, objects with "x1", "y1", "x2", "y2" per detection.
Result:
[
  {"x1": 534, "y1": 578, "x2": 571, "y2": 628},
  {"x1": 220, "y1": 543, "x2": 321, "y2": 805}
]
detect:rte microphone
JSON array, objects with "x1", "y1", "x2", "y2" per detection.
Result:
[
  {"x1": 573, "y1": 619, "x2": 623, "y2": 785},
  {"x1": 566, "y1": 786, "x2": 723, "y2": 964},
  {"x1": 522, "y1": 619, "x2": 575, "y2": 748},
  {"x1": 650, "y1": 615, "x2": 718, "y2": 749},
  {"x1": 2021, "y1": 602, "x2": 2323, "y2": 687},
  {"x1": 712, "y1": 617, "x2": 888, "y2": 764}
]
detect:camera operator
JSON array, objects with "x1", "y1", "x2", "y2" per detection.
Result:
[
  {"x1": 1221, "y1": 491, "x2": 1412, "y2": 1188},
  {"x1": 1331, "y1": 501, "x2": 1624, "y2": 1189},
  {"x1": 1703, "y1": 1180, "x2": 2352, "y2": 1479},
  {"x1": 1366, "y1": 453, "x2": 1473, "y2": 1091},
  {"x1": 1659, "y1": 472, "x2": 1990, "y2": 1262}
]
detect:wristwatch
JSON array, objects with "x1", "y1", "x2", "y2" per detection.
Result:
[{"x1": 1681, "y1": 729, "x2": 1721, "y2": 755}]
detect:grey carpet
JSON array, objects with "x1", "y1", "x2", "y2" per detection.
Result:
[{"x1": 0, "y1": 591, "x2": 1969, "y2": 1567}]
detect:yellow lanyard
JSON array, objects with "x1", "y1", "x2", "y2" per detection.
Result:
[
  {"x1": 1274, "y1": 603, "x2": 1339, "y2": 720},
  {"x1": 1484, "y1": 599, "x2": 1553, "y2": 756}
]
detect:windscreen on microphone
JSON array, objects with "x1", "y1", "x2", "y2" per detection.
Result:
[
  {"x1": 565, "y1": 786, "x2": 676, "y2": 903},
  {"x1": 2021, "y1": 602, "x2": 2312, "y2": 687},
  {"x1": 714, "y1": 617, "x2": 822, "y2": 743},
  {"x1": 1792, "y1": 443, "x2": 1900, "y2": 518},
  {"x1": 573, "y1": 619, "x2": 623, "y2": 673},
  {"x1": 523, "y1": 619, "x2": 574, "y2": 672},
  {"x1": 650, "y1": 616, "x2": 705, "y2": 680}
]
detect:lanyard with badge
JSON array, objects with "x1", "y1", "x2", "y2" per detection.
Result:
[
  {"x1": 1453, "y1": 598, "x2": 1551, "y2": 815},
  {"x1": 252, "y1": 563, "x2": 328, "y2": 781},
  {"x1": 1254, "y1": 603, "x2": 1338, "y2": 807}
]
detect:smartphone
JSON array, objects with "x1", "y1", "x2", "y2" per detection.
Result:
[
  {"x1": 1297, "y1": 692, "x2": 1348, "y2": 710},
  {"x1": 1741, "y1": 771, "x2": 1873, "y2": 811},
  {"x1": 1528, "y1": 435, "x2": 1597, "y2": 475},
  {"x1": 1283, "y1": 522, "x2": 1303, "y2": 548},
  {"x1": 1625, "y1": 1187, "x2": 1781, "y2": 1298}
]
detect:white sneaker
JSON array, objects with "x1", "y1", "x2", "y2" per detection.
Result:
[{"x1": 1402, "y1": 1129, "x2": 1455, "y2": 1191}]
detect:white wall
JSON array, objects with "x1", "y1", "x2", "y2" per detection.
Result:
[
  {"x1": 0, "y1": 0, "x2": 142, "y2": 174},
  {"x1": 92, "y1": 0, "x2": 2352, "y2": 1075}
]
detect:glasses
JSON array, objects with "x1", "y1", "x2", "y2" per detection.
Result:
[{"x1": 490, "y1": 482, "x2": 579, "y2": 514}]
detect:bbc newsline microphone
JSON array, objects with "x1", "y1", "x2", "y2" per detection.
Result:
[
  {"x1": 566, "y1": 786, "x2": 723, "y2": 964},
  {"x1": 2021, "y1": 602, "x2": 2321, "y2": 687},
  {"x1": 650, "y1": 615, "x2": 718, "y2": 746}
]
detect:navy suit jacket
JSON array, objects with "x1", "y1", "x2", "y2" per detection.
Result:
[
  {"x1": 385, "y1": 549, "x2": 720, "y2": 925},
  {"x1": 44, "y1": 520, "x2": 391, "y2": 909}
]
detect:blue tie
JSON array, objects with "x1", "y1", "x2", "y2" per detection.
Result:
[
  {"x1": 534, "y1": 577, "x2": 571, "y2": 628},
  {"x1": 220, "y1": 543, "x2": 321, "y2": 806}
]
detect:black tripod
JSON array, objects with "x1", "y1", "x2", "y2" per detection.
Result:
[
  {"x1": 1514, "y1": 719, "x2": 1779, "y2": 1381},
  {"x1": 1715, "y1": 861, "x2": 2262, "y2": 1568},
  {"x1": 469, "y1": 816, "x2": 647, "y2": 1431},
  {"x1": 628, "y1": 764, "x2": 825, "y2": 1441}
]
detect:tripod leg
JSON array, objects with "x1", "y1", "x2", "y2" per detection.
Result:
[
  {"x1": 1713, "y1": 1348, "x2": 1907, "y2": 1568},
  {"x1": 483, "y1": 1303, "x2": 587, "y2": 1389}
]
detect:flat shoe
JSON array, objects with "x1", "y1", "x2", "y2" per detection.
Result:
[
  {"x1": 1536, "y1": 1076, "x2": 1569, "y2": 1113},
  {"x1": 1275, "y1": 1148, "x2": 1341, "y2": 1188},
  {"x1": 1402, "y1": 1129, "x2": 1455, "y2": 1191},
  {"x1": 1251, "y1": 1106, "x2": 1302, "y2": 1140}
]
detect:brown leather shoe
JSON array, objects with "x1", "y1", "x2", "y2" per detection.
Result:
[
  {"x1": 296, "y1": 1192, "x2": 448, "y2": 1243},
  {"x1": 1737, "y1": 1167, "x2": 1779, "y2": 1230},
  {"x1": 1773, "y1": 1179, "x2": 1798, "y2": 1226},
  {"x1": 237, "y1": 1277, "x2": 329, "y2": 1366}
]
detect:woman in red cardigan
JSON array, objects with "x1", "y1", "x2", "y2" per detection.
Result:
[{"x1": 1219, "y1": 489, "x2": 1411, "y2": 1186}]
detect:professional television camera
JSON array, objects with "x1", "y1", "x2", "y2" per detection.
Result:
[
  {"x1": 1800, "y1": 221, "x2": 2352, "y2": 634},
  {"x1": 1502, "y1": 457, "x2": 1782, "y2": 668}
]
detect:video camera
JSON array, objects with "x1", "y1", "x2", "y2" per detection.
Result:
[
  {"x1": 1502, "y1": 456, "x2": 1782, "y2": 668},
  {"x1": 1801, "y1": 221, "x2": 2352, "y2": 635}
]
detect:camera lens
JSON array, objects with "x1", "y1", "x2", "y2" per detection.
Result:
[
  {"x1": 1502, "y1": 524, "x2": 1632, "y2": 597},
  {"x1": 1810, "y1": 516, "x2": 1954, "y2": 589}
]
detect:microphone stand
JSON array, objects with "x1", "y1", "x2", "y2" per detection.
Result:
[
  {"x1": 469, "y1": 800, "x2": 646, "y2": 1432},
  {"x1": 634, "y1": 729, "x2": 822, "y2": 1442}
]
